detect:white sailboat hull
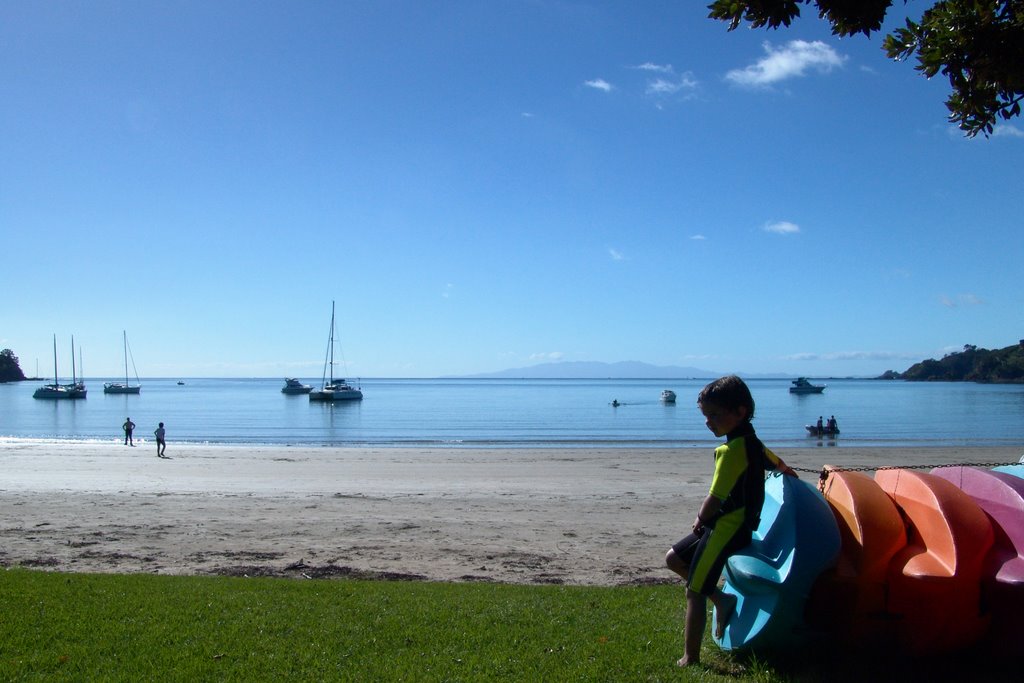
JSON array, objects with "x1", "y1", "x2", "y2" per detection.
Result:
[
  {"x1": 33, "y1": 384, "x2": 73, "y2": 399},
  {"x1": 104, "y1": 383, "x2": 141, "y2": 394},
  {"x1": 309, "y1": 387, "x2": 363, "y2": 401}
]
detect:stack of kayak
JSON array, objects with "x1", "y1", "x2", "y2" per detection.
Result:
[{"x1": 713, "y1": 461, "x2": 1024, "y2": 656}]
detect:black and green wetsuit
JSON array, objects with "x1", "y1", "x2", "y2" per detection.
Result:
[{"x1": 673, "y1": 422, "x2": 783, "y2": 595}]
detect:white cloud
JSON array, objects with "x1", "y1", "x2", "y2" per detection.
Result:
[
  {"x1": 630, "y1": 62, "x2": 698, "y2": 96},
  {"x1": 940, "y1": 293, "x2": 984, "y2": 308},
  {"x1": 442, "y1": 283, "x2": 454, "y2": 298},
  {"x1": 608, "y1": 248, "x2": 625, "y2": 261},
  {"x1": 690, "y1": 234, "x2": 706, "y2": 241},
  {"x1": 993, "y1": 124, "x2": 1024, "y2": 138},
  {"x1": 634, "y1": 62, "x2": 674, "y2": 74},
  {"x1": 529, "y1": 351, "x2": 564, "y2": 362},
  {"x1": 646, "y1": 73, "x2": 698, "y2": 96},
  {"x1": 584, "y1": 78, "x2": 613, "y2": 92},
  {"x1": 763, "y1": 220, "x2": 800, "y2": 235},
  {"x1": 727, "y1": 40, "x2": 846, "y2": 87},
  {"x1": 787, "y1": 350, "x2": 922, "y2": 362}
]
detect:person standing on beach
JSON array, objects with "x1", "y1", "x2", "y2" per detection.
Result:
[
  {"x1": 122, "y1": 417, "x2": 136, "y2": 446},
  {"x1": 154, "y1": 422, "x2": 167, "y2": 458},
  {"x1": 665, "y1": 375, "x2": 797, "y2": 668}
]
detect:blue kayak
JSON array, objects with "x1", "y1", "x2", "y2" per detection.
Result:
[{"x1": 714, "y1": 473, "x2": 841, "y2": 653}]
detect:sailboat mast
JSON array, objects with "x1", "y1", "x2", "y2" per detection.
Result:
[
  {"x1": 329, "y1": 300, "x2": 336, "y2": 385},
  {"x1": 52, "y1": 335, "x2": 58, "y2": 384},
  {"x1": 71, "y1": 336, "x2": 76, "y2": 385},
  {"x1": 123, "y1": 330, "x2": 129, "y2": 384}
]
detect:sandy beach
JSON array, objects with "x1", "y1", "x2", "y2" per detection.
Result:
[{"x1": 2, "y1": 441, "x2": 1021, "y2": 585}]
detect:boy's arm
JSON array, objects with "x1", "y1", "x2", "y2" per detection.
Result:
[
  {"x1": 765, "y1": 447, "x2": 799, "y2": 478},
  {"x1": 774, "y1": 457, "x2": 798, "y2": 477},
  {"x1": 693, "y1": 494, "x2": 723, "y2": 533}
]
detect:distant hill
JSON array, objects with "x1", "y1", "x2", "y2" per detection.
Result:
[
  {"x1": 454, "y1": 361, "x2": 723, "y2": 379},
  {"x1": 887, "y1": 341, "x2": 1024, "y2": 383}
]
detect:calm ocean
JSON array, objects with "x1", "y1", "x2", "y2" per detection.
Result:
[{"x1": 1, "y1": 377, "x2": 1022, "y2": 449}]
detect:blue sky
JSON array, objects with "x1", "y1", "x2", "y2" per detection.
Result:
[{"x1": 2, "y1": 1, "x2": 1021, "y2": 379}]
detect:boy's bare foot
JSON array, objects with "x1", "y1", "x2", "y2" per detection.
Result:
[
  {"x1": 676, "y1": 655, "x2": 699, "y2": 667},
  {"x1": 715, "y1": 593, "x2": 737, "y2": 640}
]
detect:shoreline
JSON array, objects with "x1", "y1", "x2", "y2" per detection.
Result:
[
  {"x1": 2, "y1": 442, "x2": 1021, "y2": 585},
  {"x1": 5, "y1": 435, "x2": 1022, "y2": 450}
]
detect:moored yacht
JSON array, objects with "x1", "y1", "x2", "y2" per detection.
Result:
[
  {"x1": 281, "y1": 378, "x2": 313, "y2": 394},
  {"x1": 789, "y1": 377, "x2": 825, "y2": 394},
  {"x1": 309, "y1": 301, "x2": 363, "y2": 402},
  {"x1": 33, "y1": 335, "x2": 85, "y2": 400},
  {"x1": 104, "y1": 331, "x2": 141, "y2": 394}
]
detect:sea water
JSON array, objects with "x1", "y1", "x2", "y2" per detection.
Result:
[{"x1": 0, "y1": 377, "x2": 1022, "y2": 449}]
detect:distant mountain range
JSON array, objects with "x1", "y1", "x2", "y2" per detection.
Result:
[{"x1": 453, "y1": 361, "x2": 783, "y2": 380}]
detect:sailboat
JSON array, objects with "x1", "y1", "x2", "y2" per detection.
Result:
[
  {"x1": 64, "y1": 336, "x2": 87, "y2": 398},
  {"x1": 309, "y1": 301, "x2": 363, "y2": 402},
  {"x1": 33, "y1": 335, "x2": 71, "y2": 399},
  {"x1": 104, "y1": 331, "x2": 142, "y2": 394}
]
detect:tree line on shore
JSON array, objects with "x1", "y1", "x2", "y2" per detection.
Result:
[
  {"x1": 880, "y1": 341, "x2": 1024, "y2": 383},
  {"x1": 0, "y1": 349, "x2": 27, "y2": 383}
]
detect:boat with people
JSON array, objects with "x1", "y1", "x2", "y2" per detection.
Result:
[
  {"x1": 309, "y1": 301, "x2": 363, "y2": 402},
  {"x1": 806, "y1": 415, "x2": 840, "y2": 436},
  {"x1": 789, "y1": 377, "x2": 825, "y2": 394},
  {"x1": 281, "y1": 377, "x2": 313, "y2": 395},
  {"x1": 660, "y1": 389, "x2": 677, "y2": 403},
  {"x1": 104, "y1": 331, "x2": 141, "y2": 394},
  {"x1": 805, "y1": 424, "x2": 840, "y2": 437}
]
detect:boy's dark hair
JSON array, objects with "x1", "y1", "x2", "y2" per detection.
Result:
[{"x1": 697, "y1": 375, "x2": 755, "y2": 421}]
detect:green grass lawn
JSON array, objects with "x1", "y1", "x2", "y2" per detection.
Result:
[
  {"x1": 1, "y1": 569, "x2": 1017, "y2": 682},
  {"x1": 0, "y1": 569, "x2": 744, "y2": 682}
]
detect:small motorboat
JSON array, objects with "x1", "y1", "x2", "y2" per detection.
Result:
[
  {"x1": 281, "y1": 377, "x2": 313, "y2": 395},
  {"x1": 660, "y1": 389, "x2": 677, "y2": 403},
  {"x1": 807, "y1": 415, "x2": 840, "y2": 436},
  {"x1": 789, "y1": 377, "x2": 825, "y2": 394}
]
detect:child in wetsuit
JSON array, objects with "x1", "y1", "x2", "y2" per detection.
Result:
[{"x1": 665, "y1": 375, "x2": 797, "y2": 667}]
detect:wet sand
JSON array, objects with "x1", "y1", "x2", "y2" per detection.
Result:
[{"x1": 2, "y1": 441, "x2": 1021, "y2": 585}]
